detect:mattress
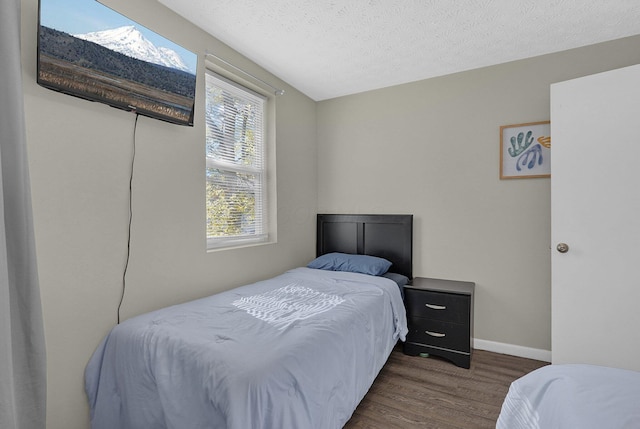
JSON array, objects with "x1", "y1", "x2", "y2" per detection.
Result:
[
  {"x1": 497, "y1": 363, "x2": 640, "y2": 429},
  {"x1": 85, "y1": 267, "x2": 407, "y2": 429}
]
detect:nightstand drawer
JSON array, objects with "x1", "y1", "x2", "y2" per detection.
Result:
[
  {"x1": 406, "y1": 317, "x2": 470, "y2": 353},
  {"x1": 404, "y1": 288, "x2": 470, "y2": 324}
]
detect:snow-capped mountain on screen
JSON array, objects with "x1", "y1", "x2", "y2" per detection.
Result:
[{"x1": 74, "y1": 26, "x2": 191, "y2": 73}]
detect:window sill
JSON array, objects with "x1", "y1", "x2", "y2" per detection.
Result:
[{"x1": 206, "y1": 236, "x2": 274, "y2": 253}]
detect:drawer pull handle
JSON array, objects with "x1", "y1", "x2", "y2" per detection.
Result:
[
  {"x1": 425, "y1": 303, "x2": 446, "y2": 310},
  {"x1": 426, "y1": 331, "x2": 446, "y2": 338}
]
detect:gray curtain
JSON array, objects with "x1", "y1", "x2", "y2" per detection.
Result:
[{"x1": 0, "y1": 0, "x2": 47, "y2": 428}]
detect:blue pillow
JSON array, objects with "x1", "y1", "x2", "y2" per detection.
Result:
[
  {"x1": 307, "y1": 252, "x2": 392, "y2": 276},
  {"x1": 381, "y1": 272, "x2": 409, "y2": 287}
]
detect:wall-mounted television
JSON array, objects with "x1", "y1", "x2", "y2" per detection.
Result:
[{"x1": 37, "y1": 0, "x2": 197, "y2": 126}]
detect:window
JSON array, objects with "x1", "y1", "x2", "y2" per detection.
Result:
[{"x1": 205, "y1": 71, "x2": 268, "y2": 249}]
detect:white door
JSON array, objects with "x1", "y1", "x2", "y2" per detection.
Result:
[{"x1": 551, "y1": 64, "x2": 640, "y2": 371}]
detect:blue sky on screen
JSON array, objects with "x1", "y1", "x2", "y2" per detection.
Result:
[{"x1": 40, "y1": 0, "x2": 197, "y2": 73}]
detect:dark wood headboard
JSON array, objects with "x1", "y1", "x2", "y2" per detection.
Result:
[{"x1": 316, "y1": 214, "x2": 413, "y2": 279}]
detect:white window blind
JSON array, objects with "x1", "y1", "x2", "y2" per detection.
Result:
[{"x1": 205, "y1": 71, "x2": 267, "y2": 249}]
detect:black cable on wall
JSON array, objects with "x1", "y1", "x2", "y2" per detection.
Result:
[{"x1": 117, "y1": 113, "x2": 139, "y2": 324}]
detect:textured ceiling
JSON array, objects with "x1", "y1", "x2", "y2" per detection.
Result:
[{"x1": 158, "y1": 0, "x2": 640, "y2": 101}]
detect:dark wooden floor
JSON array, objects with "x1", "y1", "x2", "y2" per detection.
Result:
[{"x1": 344, "y1": 347, "x2": 548, "y2": 428}]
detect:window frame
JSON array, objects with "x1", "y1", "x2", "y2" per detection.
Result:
[{"x1": 204, "y1": 69, "x2": 272, "y2": 250}]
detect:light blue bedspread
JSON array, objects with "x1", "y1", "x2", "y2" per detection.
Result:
[
  {"x1": 497, "y1": 363, "x2": 640, "y2": 429},
  {"x1": 85, "y1": 267, "x2": 407, "y2": 429}
]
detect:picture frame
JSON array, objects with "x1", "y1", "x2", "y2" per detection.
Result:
[{"x1": 500, "y1": 121, "x2": 551, "y2": 179}]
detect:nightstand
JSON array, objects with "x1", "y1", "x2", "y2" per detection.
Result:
[{"x1": 403, "y1": 277, "x2": 475, "y2": 368}]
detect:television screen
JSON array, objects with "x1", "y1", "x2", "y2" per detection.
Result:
[{"x1": 37, "y1": 0, "x2": 197, "y2": 126}]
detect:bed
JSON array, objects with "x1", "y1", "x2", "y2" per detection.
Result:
[
  {"x1": 85, "y1": 214, "x2": 412, "y2": 429},
  {"x1": 497, "y1": 363, "x2": 640, "y2": 429}
]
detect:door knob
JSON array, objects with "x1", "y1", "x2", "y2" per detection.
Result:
[{"x1": 556, "y1": 243, "x2": 569, "y2": 253}]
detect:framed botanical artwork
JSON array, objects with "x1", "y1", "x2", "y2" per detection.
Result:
[{"x1": 500, "y1": 121, "x2": 551, "y2": 179}]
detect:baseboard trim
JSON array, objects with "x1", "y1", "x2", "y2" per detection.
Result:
[{"x1": 473, "y1": 338, "x2": 551, "y2": 362}]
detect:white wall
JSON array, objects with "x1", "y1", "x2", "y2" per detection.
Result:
[
  {"x1": 20, "y1": 0, "x2": 317, "y2": 428},
  {"x1": 317, "y1": 35, "x2": 640, "y2": 356}
]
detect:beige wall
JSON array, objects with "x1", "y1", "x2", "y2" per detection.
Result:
[
  {"x1": 317, "y1": 35, "x2": 640, "y2": 355},
  {"x1": 21, "y1": 0, "x2": 317, "y2": 428}
]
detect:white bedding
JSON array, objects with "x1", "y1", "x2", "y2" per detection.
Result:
[
  {"x1": 497, "y1": 364, "x2": 640, "y2": 429},
  {"x1": 85, "y1": 267, "x2": 407, "y2": 429}
]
